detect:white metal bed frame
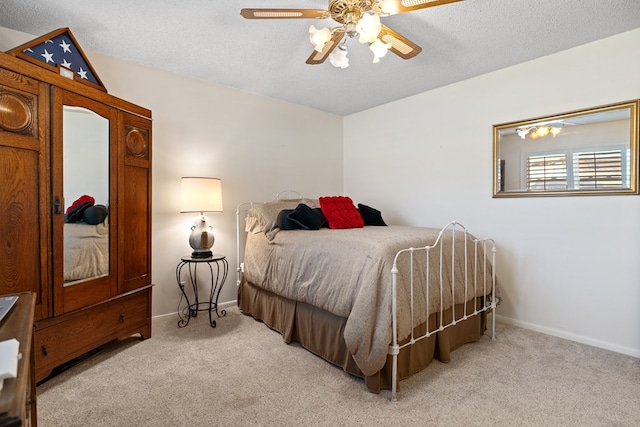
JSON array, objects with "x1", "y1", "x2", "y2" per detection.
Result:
[
  {"x1": 388, "y1": 221, "x2": 496, "y2": 401},
  {"x1": 235, "y1": 192, "x2": 497, "y2": 402}
]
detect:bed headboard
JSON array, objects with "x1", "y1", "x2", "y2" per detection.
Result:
[{"x1": 235, "y1": 190, "x2": 304, "y2": 286}]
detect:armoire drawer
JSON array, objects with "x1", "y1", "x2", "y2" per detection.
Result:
[{"x1": 34, "y1": 289, "x2": 151, "y2": 381}]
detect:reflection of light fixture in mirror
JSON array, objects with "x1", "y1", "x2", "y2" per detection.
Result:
[
  {"x1": 516, "y1": 125, "x2": 563, "y2": 140},
  {"x1": 180, "y1": 177, "x2": 223, "y2": 259}
]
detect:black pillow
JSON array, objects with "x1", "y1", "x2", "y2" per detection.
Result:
[
  {"x1": 64, "y1": 201, "x2": 93, "y2": 223},
  {"x1": 83, "y1": 204, "x2": 108, "y2": 225},
  {"x1": 358, "y1": 203, "x2": 387, "y2": 226},
  {"x1": 276, "y1": 209, "x2": 298, "y2": 230},
  {"x1": 288, "y1": 204, "x2": 326, "y2": 230}
]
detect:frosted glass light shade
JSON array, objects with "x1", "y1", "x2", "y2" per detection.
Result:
[
  {"x1": 180, "y1": 177, "x2": 223, "y2": 213},
  {"x1": 356, "y1": 13, "x2": 381, "y2": 44},
  {"x1": 370, "y1": 39, "x2": 391, "y2": 63},
  {"x1": 329, "y1": 45, "x2": 349, "y2": 68},
  {"x1": 309, "y1": 25, "x2": 331, "y2": 52}
]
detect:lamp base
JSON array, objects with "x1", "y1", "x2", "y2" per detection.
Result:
[
  {"x1": 188, "y1": 213, "x2": 215, "y2": 259},
  {"x1": 190, "y1": 249, "x2": 213, "y2": 259}
]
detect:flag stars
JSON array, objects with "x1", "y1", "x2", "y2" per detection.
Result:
[
  {"x1": 41, "y1": 49, "x2": 54, "y2": 64},
  {"x1": 59, "y1": 39, "x2": 72, "y2": 53},
  {"x1": 18, "y1": 30, "x2": 101, "y2": 87}
]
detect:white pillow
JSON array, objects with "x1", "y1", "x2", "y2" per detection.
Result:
[{"x1": 246, "y1": 198, "x2": 319, "y2": 235}]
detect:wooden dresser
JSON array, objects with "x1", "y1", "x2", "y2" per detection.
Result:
[
  {"x1": 0, "y1": 29, "x2": 152, "y2": 383},
  {"x1": 0, "y1": 292, "x2": 36, "y2": 427}
]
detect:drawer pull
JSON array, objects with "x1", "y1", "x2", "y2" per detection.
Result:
[
  {"x1": 120, "y1": 313, "x2": 126, "y2": 323},
  {"x1": 42, "y1": 345, "x2": 48, "y2": 356}
]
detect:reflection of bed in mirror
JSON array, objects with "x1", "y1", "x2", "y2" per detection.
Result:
[
  {"x1": 64, "y1": 221, "x2": 109, "y2": 284},
  {"x1": 63, "y1": 105, "x2": 110, "y2": 285}
]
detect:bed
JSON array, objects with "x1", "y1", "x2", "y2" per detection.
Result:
[
  {"x1": 64, "y1": 221, "x2": 109, "y2": 284},
  {"x1": 236, "y1": 192, "x2": 497, "y2": 400}
]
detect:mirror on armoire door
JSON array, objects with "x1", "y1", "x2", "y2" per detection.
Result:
[{"x1": 52, "y1": 88, "x2": 118, "y2": 314}]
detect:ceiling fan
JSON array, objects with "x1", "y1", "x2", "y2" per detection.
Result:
[{"x1": 240, "y1": 0, "x2": 462, "y2": 68}]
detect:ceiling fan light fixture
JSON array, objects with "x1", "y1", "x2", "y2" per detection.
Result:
[
  {"x1": 356, "y1": 13, "x2": 382, "y2": 44},
  {"x1": 309, "y1": 25, "x2": 332, "y2": 52},
  {"x1": 329, "y1": 43, "x2": 349, "y2": 68},
  {"x1": 241, "y1": 0, "x2": 463, "y2": 67},
  {"x1": 378, "y1": 0, "x2": 399, "y2": 15},
  {"x1": 370, "y1": 38, "x2": 391, "y2": 63}
]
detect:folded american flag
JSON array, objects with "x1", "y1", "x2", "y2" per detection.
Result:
[{"x1": 20, "y1": 29, "x2": 100, "y2": 86}]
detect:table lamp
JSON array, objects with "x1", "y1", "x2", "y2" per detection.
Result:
[{"x1": 180, "y1": 177, "x2": 223, "y2": 258}]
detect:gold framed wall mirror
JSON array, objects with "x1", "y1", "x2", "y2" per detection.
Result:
[{"x1": 493, "y1": 100, "x2": 639, "y2": 197}]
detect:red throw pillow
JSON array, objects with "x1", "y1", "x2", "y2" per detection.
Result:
[
  {"x1": 65, "y1": 195, "x2": 95, "y2": 214},
  {"x1": 319, "y1": 196, "x2": 364, "y2": 229}
]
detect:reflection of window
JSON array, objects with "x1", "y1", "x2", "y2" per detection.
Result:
[
  {"x1": 573, "y1": 150, "x2": 623, "y2": 189},
  {"x1": 525, "y1": 147, "x2": 626, "y2": 191},
  {"x1": 526, "y1": 154, "x2": 567, "y2": 190}
]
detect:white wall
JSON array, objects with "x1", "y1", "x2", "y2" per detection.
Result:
[
  {"x1": 344, "y1": 29, "x2": 640, "y2": 357},
  {"x1": 0, "y1": 27, "x2": 344, "y2": 317},
  {"x1": 89, "y1": 54, "x2": 344, "y2": 317},
  {"x1": 63, "y1": 108, "x2": 110, "y2": 208}
]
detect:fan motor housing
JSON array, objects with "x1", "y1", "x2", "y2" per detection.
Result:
[{"x1": 329, "y1": 0, "x2": 379, "y2": 24}]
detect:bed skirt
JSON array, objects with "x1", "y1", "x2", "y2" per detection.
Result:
[{"x1": 238, "y1": 278, "x2": 487, "y2": 393}]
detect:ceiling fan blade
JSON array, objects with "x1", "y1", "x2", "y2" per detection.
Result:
[
  {"x1": 306, "y1": 31, "x2": 345, "y2": 65},
  {"x1": 240, "y1": 9, "x2": 330, "y2": 19},
  {"x1": 380, "y1": 0, "x2": 463, "y2": 15},
  {"x1": 378, "y1": 25, "x2": 422, "y2": 59}
]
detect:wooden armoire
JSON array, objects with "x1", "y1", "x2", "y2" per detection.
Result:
[{"x1": 0, "y1": 29, "x2": 152, "y2": 383}]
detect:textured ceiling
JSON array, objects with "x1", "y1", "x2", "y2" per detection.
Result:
[{"x1": 1, "y1": 0, "x2": 640, "y2": 116}]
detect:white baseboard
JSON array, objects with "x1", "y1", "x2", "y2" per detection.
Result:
[
  {"x1": 495, "y1": 314, "x2": 640, "y2": 359},
  {"x1": 153, "y1": 306, "x2": 640, "y2": 359}
]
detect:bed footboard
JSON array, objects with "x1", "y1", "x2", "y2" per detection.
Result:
[{"x1": 389, "y1": 221, "x2": 497, "y2": 401}]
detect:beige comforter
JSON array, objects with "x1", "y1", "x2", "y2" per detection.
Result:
[{"x1": 243, "y1": 225, "x2": 494, "y2": 376}]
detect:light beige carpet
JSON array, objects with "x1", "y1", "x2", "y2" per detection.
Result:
[{"x1": 36, "y1": 307, "x2": 640, "y2": 426}]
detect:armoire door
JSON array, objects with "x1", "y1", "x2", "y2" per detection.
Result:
[
  {"x1": 118, "y1": 111, "x2": 152, "y2": 293},
  {"x1": 51, "y1": 87, "x2": 118, "y2": 314},
  {"x1": 0, "y1": 66, "x2": 51, "y2": 321}
]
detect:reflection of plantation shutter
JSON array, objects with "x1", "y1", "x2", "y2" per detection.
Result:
[
  {"x1": 573, "y1": 150, "x2": 623, "y2": 189},
  {"x1": 526, "y1": 154, "x2": 567, "y2": 190}
]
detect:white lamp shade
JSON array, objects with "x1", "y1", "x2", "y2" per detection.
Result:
[{"x1": 180, "y1": 177, "x2": 223, "y2": 213}]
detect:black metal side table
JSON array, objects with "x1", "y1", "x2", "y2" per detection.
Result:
[{"x1": 175, "y1": 254, "x2": 228, "y2": 328}]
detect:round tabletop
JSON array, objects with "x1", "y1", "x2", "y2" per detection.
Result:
[{"x1": 180, "y1": 254, "x2": 226, "y2": 263}]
